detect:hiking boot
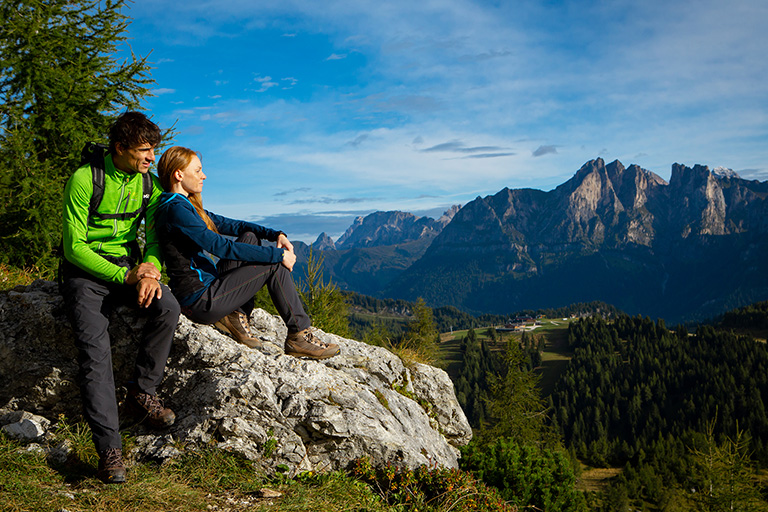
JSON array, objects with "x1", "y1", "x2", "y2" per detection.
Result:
[
  {"x1": 285, "y1": 329, "x2": 340, "y2": 359},
  {"x1": 97, "y1": 447, "x2": 126, "y2": 484},
  {"x1": 127, "y1": 387, "x2": 176, "y2": 428},
  {"x1": 214, "y1": 311, "x2": 263, "y2": 349}
]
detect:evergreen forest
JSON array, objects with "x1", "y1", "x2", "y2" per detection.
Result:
[{"x1": 450, "y1": 304, "x2": 768, "y2": 510}]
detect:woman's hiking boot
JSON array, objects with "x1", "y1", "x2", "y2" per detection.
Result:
[
  {"x1": 97, "y1": 447, "x2": 126, "y2": 484},
  {"x1": 285, "y1": 329, "x2": 340, "y2": 359},
  {"x1": 127, "y1": 387, "x2": 176, "y2": 428},
  {"x1": 214, "y1": 311, "x2": 263, "y2": 349}
]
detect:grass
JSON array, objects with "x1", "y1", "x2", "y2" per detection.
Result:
[
  {"x1": 0, "y1": 427, "x2": 397, "y2": 512},
  {"x1": 0, "y1": 263, "x2": 45, "y2": 290},
  {"x1": 436, "y1": 319, "x2": 576, "y2": 398},
  {"x1": 0, "y1": 424, "x2": 523, "y2": 512},
  {"x1": 436, "y1": 334, "x2": 464, "y2": 380}
]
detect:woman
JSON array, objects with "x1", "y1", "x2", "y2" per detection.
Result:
[{"x1": 155, "y1": 146, "x2": 339, "y2": 359}]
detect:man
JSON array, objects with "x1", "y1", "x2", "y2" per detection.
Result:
[{"x1": 60, "y1": 111, "x2": 180, "y2": 484}]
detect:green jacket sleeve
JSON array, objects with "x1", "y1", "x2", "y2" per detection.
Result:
[{"x1": 62, "y1": 165, "x2": 129, "y2": 284}]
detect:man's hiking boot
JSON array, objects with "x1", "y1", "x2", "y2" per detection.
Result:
[
  {"x1": 97, "y1": 447, "x2": 126, "y2": 484},
  {"x1": 285, "y1": 329, "x2": 340, "y2": 359},
  {"x1": 127, "y1": 387, "x2": 176, "y2": 428},
  {"x1": 214, "y1": 311, "x2": 263, "y2": 349}
]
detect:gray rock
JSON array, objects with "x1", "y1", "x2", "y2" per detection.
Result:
[
  {"x1": 0, "y1": 280, "x2": 471, "y2": 473},
  {"x1": 1, "y1": 411, "x2": 50, "y2": 440}
]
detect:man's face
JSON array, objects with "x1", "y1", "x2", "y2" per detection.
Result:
[{"x1": 114, "y1": 141, "x2": 156, "y2": 174}]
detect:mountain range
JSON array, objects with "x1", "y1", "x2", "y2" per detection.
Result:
[{"x1": 295, "y1": 158, "x2": 768, "y2": 324}]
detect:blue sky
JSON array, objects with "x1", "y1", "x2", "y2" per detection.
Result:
[{"x1": 121, "y1": 0, "x2": 768, "y2": 244}]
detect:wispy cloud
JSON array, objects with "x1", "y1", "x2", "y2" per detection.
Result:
[
  {"x1": 289, "y1": 196, "x2": 376, "y2": 205},
  {"x1": 253, "y1": 75, "x2": 278, "y2": 93},
  {"x1": 345, "y1": 134, "x2": 369, "y2": 147},
  {"x1": 274, "y1": 187, "x2": 312, "y2": 197},
  {"x1": 462, "y1": 152, "x2": 515, "y2": 159},
  {"x1": 421, "y1": 140, "x2": 513, "y2": 158},
  {"x1": 533, "y1": 145, "x2": 558, "y2": 157}
]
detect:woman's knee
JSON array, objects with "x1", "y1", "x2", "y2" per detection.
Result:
[{"x1": 236, "y1": 231, "x2": 260, "y2": 245}]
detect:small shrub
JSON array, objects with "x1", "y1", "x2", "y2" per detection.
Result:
[
  {"x1": 352, "y1": 456, "x2": 516, "y2": 511},
  {"x1": 460, "y1": 437, "x2": 588, "y2": 512}
]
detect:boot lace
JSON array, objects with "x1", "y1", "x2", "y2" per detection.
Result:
[
  {"x1": 101, "y1": 447, "x2": 124, "y2": 468},
  {"x1": 304, "y1": 330, "x2": 330, "y2": 349},
  {"x1": 236, "y1": 312, "x2": 251, "y2": 332},
  {"x1": 134, "y1": 392, "x2": 165, "y2": 417}
]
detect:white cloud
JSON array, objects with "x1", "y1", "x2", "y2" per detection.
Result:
[{"x1": 253, "y1": 75, "x2": 278, "y2": 92}]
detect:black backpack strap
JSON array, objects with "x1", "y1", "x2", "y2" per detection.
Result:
[
  {"x1": 82, "y1": 142, "x2": 108, "y2": 218},
  {"x1": 83, "y1": 142, "x2": 153, "y2": 222}
]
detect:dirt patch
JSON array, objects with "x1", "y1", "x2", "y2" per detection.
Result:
[{"x1": 577, "y1": 467, "x2": 622, "y2": 492}]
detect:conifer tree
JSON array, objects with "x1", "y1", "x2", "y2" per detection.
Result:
[
  {"x1": 690, "y1": 421, "x2": 764, "y2": 512},
  {"x1": 0, "y1": 0, "x2": 154, "y2": 274},
  {"x1": 298, "y1": 249, "x2": 351, "y2": 338},
  {"x1": 399, "y1": 297, "x2": 438, "y2": 361},
  {"x1": 486, "y1": 339, "x2": 558, "y2": 446},
  {"x1": 405, "y1": 297, "x2": 438, "y2": 342}
]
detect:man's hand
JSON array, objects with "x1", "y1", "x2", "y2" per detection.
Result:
[
  {"x1": 276, "y1": 233, "x2": 294, "y2": 253},
  {"x1": 136, "y1": 277, "x2": 162, "y2": 308},
  {"x1": 125, "y1": 262, "x2": 161, "y2": 285},
  {"x1": 281, "y1": 248, "x2": 296, "y2": 272}
]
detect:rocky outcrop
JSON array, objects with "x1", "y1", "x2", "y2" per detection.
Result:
[{"x1": 0, "y1": 280, "x2": 471, "y2": 472}]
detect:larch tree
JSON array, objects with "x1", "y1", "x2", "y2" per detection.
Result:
[{"x1": 0, "y1": 0, "x2": 154, "y2": 275}]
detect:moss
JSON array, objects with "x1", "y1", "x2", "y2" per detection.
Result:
[{"x1": 374, "y1": 389, "x2": 390, "y2": 411}]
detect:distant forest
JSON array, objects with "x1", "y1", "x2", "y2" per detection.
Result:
[{"x1": 451, "y1": 300, "x2": 768, "y2": 509}]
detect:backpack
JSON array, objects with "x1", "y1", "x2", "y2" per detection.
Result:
[{"x1": 80, "y1": 142, "x2": 152, "y2": 221}]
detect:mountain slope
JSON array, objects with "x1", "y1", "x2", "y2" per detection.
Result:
[{"x1": 384, "y1": 158, "x2": 768, "y2": 323}]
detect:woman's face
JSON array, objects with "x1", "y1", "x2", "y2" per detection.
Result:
[{"x1": 179, "y1": 155, "x2": 205, "y2": 195}]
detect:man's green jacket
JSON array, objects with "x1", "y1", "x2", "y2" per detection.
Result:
[{"x1": 62, "y1": 153, "x2": 163, "y2": 284}]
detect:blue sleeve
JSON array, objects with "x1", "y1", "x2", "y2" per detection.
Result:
[{"x1": 169, "y1": 199, "x2": 284, "y2": 264}]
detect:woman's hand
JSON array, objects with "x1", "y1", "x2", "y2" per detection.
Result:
[
  {"x1": 276, "y1": 233, "x2": 294, "y2": 252},
  {"x1": 281, "y1": 248, "x2": 296, "y2": 271}
]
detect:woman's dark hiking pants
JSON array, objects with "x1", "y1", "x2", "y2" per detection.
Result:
[{"x1": 181, "y1": 231, "x2": 310, "y2": 332}]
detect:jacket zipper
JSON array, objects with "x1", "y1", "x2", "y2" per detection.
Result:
[{"x1": 113, "y1": 176, "x2": 130, "y2": 237}]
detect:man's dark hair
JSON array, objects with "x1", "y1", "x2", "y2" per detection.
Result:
[{"x1": 108, "y1": 111, "x2": 162, "y2": 153}]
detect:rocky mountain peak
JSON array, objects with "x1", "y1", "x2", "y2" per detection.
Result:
[
  {"x1": 384, "y1": 157, "x2": 768, "y2": 323},
  {"x1": 667, "y1": 163, "x2": 733, "y2": 236},
  {"x1": 335, "y1": 210, "x2": 447, "y2": 250},
  {"x1": 312, "y1": 232, "x2": 336, "y2": 251},
  {"x1": 712, "y1": 166, "x2": 740, "y2": 179},
  {"x1": 437, "y1": 205, "x2": 462, "y2": 226}
]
